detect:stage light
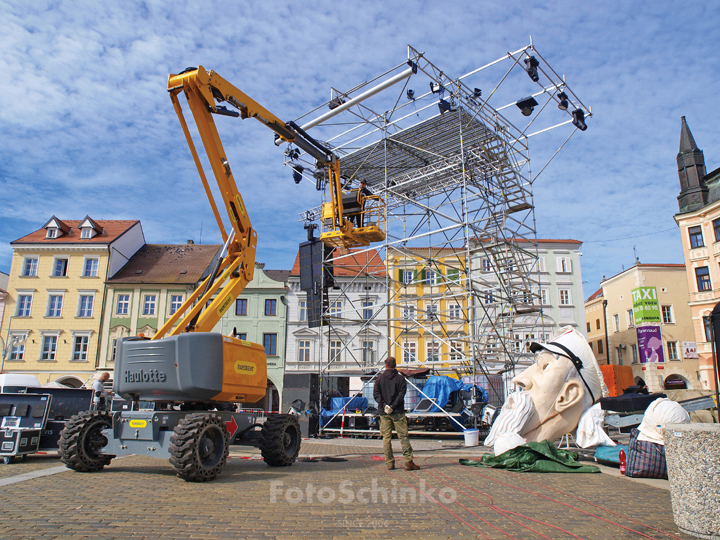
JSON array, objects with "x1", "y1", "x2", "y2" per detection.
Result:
[
  {"x1": 430, "y1": 82, "x2": 442, "y2": 94},
  {"x1": 473, "y1": 88, "x2": 482, "y2": 98},
  {"x1": 572, "y1": 109, "x2": 587, "y2": 131},
  {"x1": 557, "y1": 92, "x2": 569, "y2": 111},
  {"x1": 438, "y1": 99, "x2": 452, "y2": 114},
  {"x1": 292, "y1": 165, "x2": 304, "y2": 184},
  {"x1": 524, "y1": 56, "x2": 540, "y2": 82},
  {"x1": 407, "y1": 89, "x2": 415, "y2": 100},
  {"x1": 515, "y1": 96, "x2": 538, "y2": 117},
  {"x1": 328, "y1": 96, "x2": 346, "y2": 110}
]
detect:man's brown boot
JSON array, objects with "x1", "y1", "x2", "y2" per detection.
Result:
[
  {"x1": 386, "y1": 461, "x2": 395, "y2": 470},
  {"x1": 404, "y1": 460, "x2": 420, "y2": 471}
]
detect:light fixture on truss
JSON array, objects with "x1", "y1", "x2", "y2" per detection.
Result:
[
  {"x1": 524, "y1": 56, "x2": 540, "y2": 82},
  {"x1": 516, "y1": 96, "x2": 538, "y2": 116},
  {"x1": 557, "y1": 92, "x2": 569, "y2": 111},
  {"x1": 572, "y1": 109, "x2": 587, "y2": 131}
]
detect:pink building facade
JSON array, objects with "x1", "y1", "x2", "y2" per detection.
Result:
[{"x1": 674, "y1": 117, "x2": 720, "y2": 392}]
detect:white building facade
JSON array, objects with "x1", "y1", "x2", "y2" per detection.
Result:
[{"x1": 285, "y1": 250, "x2": 388, "y2": 374}]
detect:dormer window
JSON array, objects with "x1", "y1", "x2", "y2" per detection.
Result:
[
  {"x1": 42, "y1": 216, "x2": 71, "y2": 239},
  {"x1": 78, "y1": 216, "x2": 102, "y2": 239}
]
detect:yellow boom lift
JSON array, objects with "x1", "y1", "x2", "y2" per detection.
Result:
[{"x1": 57, "y1": 67, "x2": 385, "y2": 482}]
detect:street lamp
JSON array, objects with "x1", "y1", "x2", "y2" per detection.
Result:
[
  {"x1": 0, "y1": 334, "x2": 26, "y2": 373},
  {"x1": 602, "y1": 299, "x2": 610, "y2": 365}
]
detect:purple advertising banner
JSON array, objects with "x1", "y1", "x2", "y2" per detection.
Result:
[{"x1": 636, "y1": 325, "x2": 665, "y2": 364}]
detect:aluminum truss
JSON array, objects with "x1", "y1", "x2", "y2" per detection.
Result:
[{"x1": 286, "y1": 42, "x2": 591, "y2": 386}]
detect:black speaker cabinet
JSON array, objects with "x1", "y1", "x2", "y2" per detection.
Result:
[{"x1": 282, "y1": 373, "x2": 319, "y2": 438}]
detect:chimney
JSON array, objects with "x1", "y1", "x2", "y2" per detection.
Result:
[{"x1": 187, "y1": 240, "x2": 194, "y2": 245}]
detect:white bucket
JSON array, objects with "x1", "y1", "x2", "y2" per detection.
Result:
[{"x1": 463, "y1": 428, "x2": 479, "y2": 447}]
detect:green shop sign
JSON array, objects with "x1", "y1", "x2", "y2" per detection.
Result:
[{"x1": 632, "y1": 286, "x2": 661, "y2": 324}]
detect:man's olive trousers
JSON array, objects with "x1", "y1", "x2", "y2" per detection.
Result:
[{"x1": 379, "y1": 412, "x2": 414, "y2": 465}]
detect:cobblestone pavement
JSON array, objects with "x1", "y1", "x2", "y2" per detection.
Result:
[{"x1": 0, "y1": 439, "x2": 692, "y2": 540}]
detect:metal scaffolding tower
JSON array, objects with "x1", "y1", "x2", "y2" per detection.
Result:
[{"x1": 285, "y1": 42, "x2": 591, "y2": 387}]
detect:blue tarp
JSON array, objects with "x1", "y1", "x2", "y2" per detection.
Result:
[
  {"x1": 418, "y1": 376, "x2": 477, "y2": 412},
  {"x1": 329, "y1": 396, "x2": 368, "y2": 411},
  {"x1": 320, "y1": 397, "x2": 369, "y2": 425}
]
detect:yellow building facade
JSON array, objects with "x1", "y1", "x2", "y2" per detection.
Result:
[
  {"x1": 599, "y1": 264, "x2": 699, "y2": 393},
  {"x1": 0, "y1": 217, "x2": 144, "y2": 386},
  {"x1": 387, "y1": 247, "x2": 470, "y2": 371}
]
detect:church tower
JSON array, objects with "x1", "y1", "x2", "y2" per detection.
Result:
[{"x1": 677, "y1": 116, "x2": 708, "y2": 213}]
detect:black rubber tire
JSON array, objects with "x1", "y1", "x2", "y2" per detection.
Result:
[
  {"x1": 59, "y1": 411, "x2": 114, "y2": 472},
  {"x1": 2, "y1": 456, "x2": 13, "y2": 465},
  {"x1": 168, "y1": 413, "x2": 229, "y2": 482},
  {"x1": 259, "y1": 414, "x2": 301, "y2": 467}
]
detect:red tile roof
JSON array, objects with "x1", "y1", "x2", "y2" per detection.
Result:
[
  {"x1": 108, "y1": 244, "x2": 221, "y2": 284},
  {"x1": 586, "y1": 288, "x2": 604, "y2": 302},
  {"x1": 12, "y1": 220, "x2": 140, "y2": 245},
  {"x1": 290, "y1": 249, "x2": 386, "y2": 277}
]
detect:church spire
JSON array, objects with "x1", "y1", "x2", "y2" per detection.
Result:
[
  {"x1": 677, "y1": 116, "x2": 707, "y2": 213},
  {"x1": 679, "y1": 116, "x2": 699, "y2": 152}
]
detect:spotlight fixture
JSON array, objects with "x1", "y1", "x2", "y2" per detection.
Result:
[
  {"x1": 557, "y1": 91, "x2": 569, "y2": 111},
  {"x1": 515, "y1": 96, "x2": 538, "y2": 117},
  {"x1": 430, "y1": 82, "x2": 442, "y2": 94},
  {"x1": 328, "y1": 96, "x2": 346, "y2": 110},
  {"x1": 571, "y1": 108, "x2": 587, "y2": 131},
  {"x1": 473, "y1": 88, "x2": 482, "y2": 99},
  {"x1": 438, "y1": 98, "x2": 452, "y2": 115},
  {"x1": 292, "y1": 165, "x2": 304, "y2": 184},
  {"x1": 524, "y1": 56, "x2": 540, "y2": 82},
  {"x1": 407, "y1": 89, "x2": 415, "y2": 100}
]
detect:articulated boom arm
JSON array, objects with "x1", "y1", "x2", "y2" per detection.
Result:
[
  {"x1": 156, "y1": 66, "x2": 347, "y2": 339},
  {"x1": 157, "y1": 66, "x2": 384, "y2": 339}
]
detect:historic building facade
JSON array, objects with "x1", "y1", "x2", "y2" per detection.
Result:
[
  {"x1": 585, "y1": 288, "x2": 609, "y2": 364},
  {"x1": 673, "y1": 116, "x2": 720, "y2": 391},
  {"x1": 0, "y1": 217, "x2": 144, "y2": 386},
  {"x1": 596, "y1": 264, "x2": 699, "y2": 392},
  {"x1": 471, "y1": 238, "x2": 586, "y2": 367},
  {"x1": 286, "y1": 249, "x2": 388, "y2": 374},
  {"x1": 387, "y1": 247, "x2": 470, "y2": 369},
  {"x1": 99, "y1": 242, "x2": 220, "y2": 370}
]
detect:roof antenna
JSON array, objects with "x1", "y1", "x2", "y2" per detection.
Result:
[
  {"x1": 633, "y1": 245, "x2": 639, "y2": 265},
  {"x1": 199, "y1": 219, "x2": 203, "y2": 245}
]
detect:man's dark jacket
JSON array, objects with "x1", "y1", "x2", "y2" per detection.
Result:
[{"x1": 374, "y1": 369, "x2": 406, "y2": 414}]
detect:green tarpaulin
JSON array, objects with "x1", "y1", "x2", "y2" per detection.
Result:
[{"x1": 460, "y1": 440, "x2": 600, "y2": 473}]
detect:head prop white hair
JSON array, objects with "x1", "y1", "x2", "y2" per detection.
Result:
[{"x1": 529, "y1": 326, "x2": 608, "y2": 403}]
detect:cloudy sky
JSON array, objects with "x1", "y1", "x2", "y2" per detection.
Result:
[{"x1": 1, "y1": 0, "x2": 718, "y2": 298}]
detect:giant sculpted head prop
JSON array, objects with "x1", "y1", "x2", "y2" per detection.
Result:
[{"x1": 486, "y1": 326, "x2": 608, "y2": 454}]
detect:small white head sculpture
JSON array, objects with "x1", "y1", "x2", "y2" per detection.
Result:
[{"x1": 514, "y1": 326, "x2": 608, "y2": 443}]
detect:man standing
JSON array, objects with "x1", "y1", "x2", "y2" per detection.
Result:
[
  {"x1": 373, "y1": 357, "x2": 420, "y2": 471},
  {"x1": 91, "y1": 372, "x2": 112, "y2": 411}
]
